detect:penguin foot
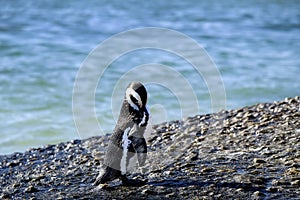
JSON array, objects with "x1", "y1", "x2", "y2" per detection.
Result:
[
  {"x1": 121, "y1": 176, "x2": 148, "y2": 187},
  {"x1": 93, "y1": 166, "x2": 119, "y2": 186}
]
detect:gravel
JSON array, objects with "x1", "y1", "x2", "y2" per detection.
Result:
[{"x1": 1, "y1": 96, "x2": 299, "y2": 199}]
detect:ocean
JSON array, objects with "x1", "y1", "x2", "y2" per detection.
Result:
[{"x1": 0, "y1": 0, "x2": 299, "y2": 154}]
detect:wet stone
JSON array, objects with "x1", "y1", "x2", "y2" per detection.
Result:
[
  {"x1": 253, "y1": 158, "x2": 266, "y2": 164},
  {"x1": 141, "y1": 188, "x2": 155, "y2": 195},
  {"x1": 291, "y1": 180, "x2": 300, "y2": 186},
  {"x1": 24, "y1": 185, "x2": 39, "y2": 193},
  {"x1": 266, "y1": 187, "x2": 278, "y2": 193},
  {"x1": 252, "y1": 191, "x2": 266, "y2": 198}
]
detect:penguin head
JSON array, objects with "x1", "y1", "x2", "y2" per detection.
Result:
[{"x1": 125, "y1": 82, "x2": 147, "y2": 111}]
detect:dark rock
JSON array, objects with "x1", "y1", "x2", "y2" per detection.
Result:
[
  {"x1": 252, "y1": 191, "x2": 266, "y2": 198},
  {"x1": 266, "y1": 187, "x2": 278, "y2": 193},
  {"x1": 291, "y1": 180, "x2": 300, "y2": 186},
  {"x1": 24, "y1": 185, "x2": 39, "y2": 193},
  {"x1": 253, "y1": 158, "x2": 266, "y2": 164}
]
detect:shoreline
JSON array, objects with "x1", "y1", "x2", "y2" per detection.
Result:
[{"x1": 1, "y1": 96, "x2": 299, "y2": 199}]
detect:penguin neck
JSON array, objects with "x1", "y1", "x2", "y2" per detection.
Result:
[{"x1": 118, "y1": 101, "x2": 148, "y2": 127}]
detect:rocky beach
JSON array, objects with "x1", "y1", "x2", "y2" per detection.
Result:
[{"x1": 1, "y1": 96, "x2": 299, "y2": 199}]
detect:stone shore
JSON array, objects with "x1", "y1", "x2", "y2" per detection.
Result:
[{"x1": 1, "y1": 96, "x2": 299, "y2": 199}]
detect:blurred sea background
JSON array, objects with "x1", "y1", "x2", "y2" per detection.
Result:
[{"x1": 0, "y1": 0, "x2": 299, "y2": 155}]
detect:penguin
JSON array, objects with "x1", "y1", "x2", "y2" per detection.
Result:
[{"x1": 93, "y1": 81, "x2": 149, "y2": 186}]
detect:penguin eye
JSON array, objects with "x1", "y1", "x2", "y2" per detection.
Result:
[{"x1": 130, "y1": 95, "x2": 138, "y2": 105}]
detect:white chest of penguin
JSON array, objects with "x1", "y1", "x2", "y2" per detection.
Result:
[{"x1": 120, "y1": 124, "x2": 141, "y2": 175}]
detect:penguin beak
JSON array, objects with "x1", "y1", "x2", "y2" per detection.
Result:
[{"x1": 139, "y1": 103, "x2": 143, "y2": 109}]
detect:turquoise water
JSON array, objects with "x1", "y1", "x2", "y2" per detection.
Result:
[{"x1": 1, "y1": 0, "x2": 299, "y2": 155}]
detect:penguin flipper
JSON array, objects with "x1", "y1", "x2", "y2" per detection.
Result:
[{"x1": 131, "y1": 137, "x2": 147, "y2": 166}]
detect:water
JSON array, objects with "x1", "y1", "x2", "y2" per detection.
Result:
[{"x1": 0, "y1": 0, "x2": 299, "y2": 155}]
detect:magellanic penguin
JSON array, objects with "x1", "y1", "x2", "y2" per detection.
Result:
[{"x1": 94, "y1": 82, "x2": 149, "y2": 186}]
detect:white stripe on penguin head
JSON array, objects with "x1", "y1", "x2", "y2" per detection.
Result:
[{"x1": 126, "y1": 87, "x2": 142, "y2": 111}]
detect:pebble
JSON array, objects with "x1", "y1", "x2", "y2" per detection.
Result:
[
  {"x1": 253, "y1": 158, "x2": 266, "y2": 164},
  {"x1": 25, "y1": 185, "x2": 38, "y2": 193},
  {"x1": 291, "y1": 180, "x2": 300, "y2": 186},
  {"x1": 141, "y1": 188, "x2": 155, "y2": 195},
  {"x1": 252, "y1": 191, "x2": 265, "y2": 197},
  {"x1": 266, "y1": 187, "x2": 278, "y2": 193},
  {"x1": 165, "y1": 192, "x2": 176, "y2": 198}
]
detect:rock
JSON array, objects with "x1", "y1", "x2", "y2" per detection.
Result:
[
  {"x1": 250, "y1": 176, "x2": 266, "y2": 185},
  {"x1": 165, "y1": 192, "x2": 176, "y2": 198},
  {"x1": 253, "y1": 158, "x2": 266, "y2": 164},
  {"x1": 141, "y1": 188, "x2": 155, "y2": 195},
  {"x1": 291, "y1": 180, "x2": 300, "y2": 186},
  {"x1": 0, "y1": 193, "x2": 10, "y2": 199},
  {"x1": 266, "y1": 187, "x2": 278, "y2": 193},
  {"x1": 25, "y1": 185, "x2": 38, "y2": 193},
  {"x1": 201, "y1": 167, "x2": 214, "y2": 173},
  {"x1": 252, "y1": 191, "x2": 265, "y2": 198}
]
